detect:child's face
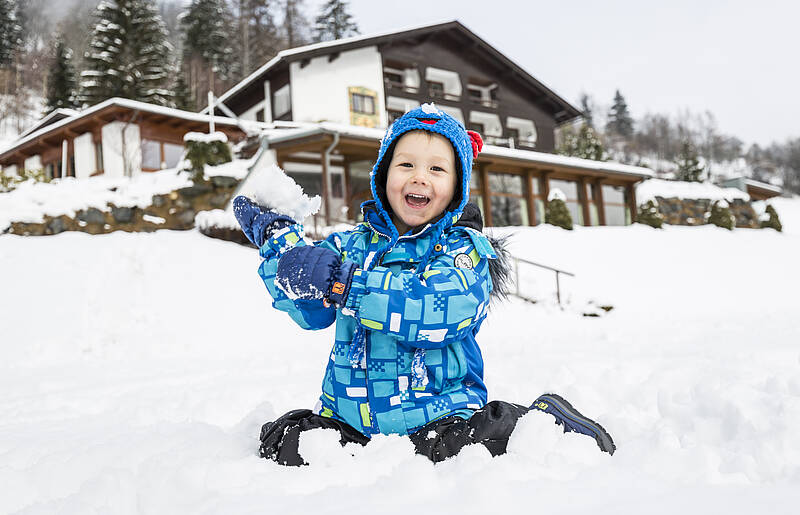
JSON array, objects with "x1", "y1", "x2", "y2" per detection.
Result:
[{"x1": 385, "y1": 131, "x2": 457, "y2": 234}]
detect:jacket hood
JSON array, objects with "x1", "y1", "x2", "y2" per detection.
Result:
[{"x1": 367, "y1": 103, "x2": 481, "y2": 244}]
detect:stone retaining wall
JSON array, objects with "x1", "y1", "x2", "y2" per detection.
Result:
[
  {"x1": 6, "y1": 176, "x2": 241, "y2": 236},
  {"x1": 652, "y1": 197, "x2": 759, "y2": 228}
]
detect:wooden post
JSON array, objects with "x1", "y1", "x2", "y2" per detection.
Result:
[
  {"x1": 627, "y1": 183, "x2": 638, "y2": 223},
  {"x1": 320, "y1": 144, "x2": 331, "y2": 225},
  {"x1": 539, "y1": 172, "x2": 550, "y2": 204},
  {"x1": 579, "y1": 177, "x2": 591, "y2": 226},
  {"x1": 343, "y1": 157, "x2": 352, "y2": 221},
  {"x1": 525, "y1": 169, "x2": 537, "y2": 226},
  {"x1": 593, "y1": 181, "x2": 607, "y2": 226},
  {"x1": 479, "y1": 164, "x2": 492, "y2": 227}
]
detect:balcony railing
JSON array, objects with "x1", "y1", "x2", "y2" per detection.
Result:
[
  {"x1": 384, "y1": 79, "x2": 418, "y2": 95},
  {"x1": 469, "y1": 96, "x2": 499, "y2": 109}
]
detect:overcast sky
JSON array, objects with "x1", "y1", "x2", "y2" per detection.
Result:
[{"x1": 334, "y1": 0, "x2": 799, "y2": 147}]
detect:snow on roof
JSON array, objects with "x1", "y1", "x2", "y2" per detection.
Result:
[
  {"x1": 18, "y1": 108, "x2": 80, "y2": 138},
  {"x1": 208, "y1": 20, "x2": 457, "y2": 110},
  {"x1": 637, "y1": 178, "x2": 750, "y2": 203},
  {"x1": 261, "y1": 123, "x2": 653, "y2": 179},
  {"x1": 2, "y1": 98, "x2": 267, "y2": 159},
  {"x1": 744, "y1": 178, "x2": 783, "y2": 194}
]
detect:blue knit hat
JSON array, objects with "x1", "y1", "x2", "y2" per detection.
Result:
[{"x1": 369, "y1": 103, "x2": 483, "y2": 236}]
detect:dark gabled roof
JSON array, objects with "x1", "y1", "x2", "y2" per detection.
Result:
[{"x1": 210, "y1": 20, "x2": 581, "y2": 122}]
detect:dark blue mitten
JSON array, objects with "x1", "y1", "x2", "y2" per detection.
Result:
[
  {"x1": 232, "y1": 196, "x2": 296, "y2": 247},
  {"x1": 275, "y1": 245, "x2": 357, "y2": 307}
]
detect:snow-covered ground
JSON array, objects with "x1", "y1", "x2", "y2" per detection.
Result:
[{"x1": 2, "y1": 201, "x2": 800, "y2": 514}]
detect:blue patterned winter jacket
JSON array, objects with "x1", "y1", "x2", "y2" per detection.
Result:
[{"x1": 255, "y1": 202, "x2": 497, "y2": 437}]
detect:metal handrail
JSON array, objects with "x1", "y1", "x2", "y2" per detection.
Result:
[{"x1": 511, "y1": 255, "x2": 575, "y2": 306}]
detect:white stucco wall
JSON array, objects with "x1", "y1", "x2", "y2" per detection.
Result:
[
  {"x1": 5, "y1": 164, "x2": 17, "y2": 176},
  {"x1": 241, "y1": 100, "x2": 266, "y2": 121},
  {"x1": 289, "y1": 46, "x2": 386, "y2": 127},
  {"x1": 101, "y1": 121, "x2": 141, "y2": 178},
  {"x1": 73, "y1": 132, "x2": 96, "y2": 179},
  {"x1": 24, "y1": 155, "x2": 42, "y2": 172}
]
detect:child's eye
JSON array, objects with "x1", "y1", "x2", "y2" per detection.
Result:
[
  {"x1": 398, "y1": 162, "x2": 413, "y2": 168},
  {"x1": 431, "y1": 166, "x2": 446, "y2": 172}
]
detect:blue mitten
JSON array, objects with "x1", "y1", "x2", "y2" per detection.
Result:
[
  {"x1": 275, "y1": 245, "x2": 357, "y2": 307},
  {"x1": 232, "y1": 196, "x2": 296, "y2": 247}
]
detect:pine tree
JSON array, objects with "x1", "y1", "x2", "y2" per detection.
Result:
[
  {"x1": 282, "y1": 0, "x2": 309, "y2": 48},
  {"x1": 79, "y1": 0, "x2": 173, "y2": 107},
  {"x1": 181, "y1": 0, "x2": 237, "y2": 99},
  {"x1": 636, "y1": 199, "x2": 664, "y2": 228},
  {"x1": 707, "y1": 200, "x2": 734, "y2": 230},
  {"x1": 579, "y1": 93, "x2": 593, "y2": 127},
  {"x1": 557, "y1": 124, "x2": 606, "y2": 161},
  {"x1": 172, "y1": 61, "x2": 194, "y2": 111},
  {"x1": 0, "y1": 0, "x2": 24, "y2": 68},
  {"x1": 760, "y1": 204, "x2": 782, "y2": 232},
  {"x1": 236, "y1": 0, "x2": 280, "y2": 76},
  {"x1": 606, "y1": 90, "x2": 633, "y2": 138},
  {"x1": 313, "y1": 0, "x2": 358, "y2": 42},
  {"x1": 545, "y1": 191, "x2": 573, "y2": 230},
  {"x1": 44, "y1": 36, "x2": 79, "y2": 113},
  {"x1": 675, "y1": 140, "x2": 705, "y2": 182}
]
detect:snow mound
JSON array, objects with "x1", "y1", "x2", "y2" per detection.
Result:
[{"x1": 637, "y1": 178, "x2": 749, "y2": 203}]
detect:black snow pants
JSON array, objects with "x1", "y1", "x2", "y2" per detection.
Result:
[{"x1": 258, "y1": 400, "x2": 530, "y2": 466}]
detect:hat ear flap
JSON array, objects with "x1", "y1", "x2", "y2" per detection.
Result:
[{"x1": 467, "y1": 130, "x2": 483, "y2": 158}]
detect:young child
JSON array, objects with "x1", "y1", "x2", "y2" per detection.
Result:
[{"x1": 234, "y1": 104, "x2": 615, "y2": 465}]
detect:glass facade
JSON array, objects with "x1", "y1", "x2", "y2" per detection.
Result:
[
  {"x1": 602, "y1": 185, "x2": 630, "y2": 225},
  {"x1": 549, "y1": 179, "x2": 584, "y2": 225},
  {"x1": 489, "y1": 172, "x2": 528, "y2": 226}
]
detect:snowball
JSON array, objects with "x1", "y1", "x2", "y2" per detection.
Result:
[{"x1": 249, "y1": 162, "x2": 321, "y2": 221}]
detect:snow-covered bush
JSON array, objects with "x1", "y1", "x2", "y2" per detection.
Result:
[
  {"x1": 545, "y1": 189, "x2": 573, "y2": 230},
  {"x1": 0, "y1": 168, "x2": 49, "y2": 193},
  {"x1": 707, "y1": 200, "x2": 735, "y2": 230},
  {"x1": 636, "y1": 199, "x2": 664, "y2": 228},
  {"x1": 183, "y1": 132, "x2": 232, "y2": 183},
  {"x1": 760, "y1": 204, "x2": 782, "y2": 232}
]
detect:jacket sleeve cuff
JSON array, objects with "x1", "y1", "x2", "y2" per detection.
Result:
[
  {"x1": 258, "y1": 224, "x2": 305, "y2": 259},
  {"x1": 342, "y1": 268, "x2": 367, "y2": 315}
]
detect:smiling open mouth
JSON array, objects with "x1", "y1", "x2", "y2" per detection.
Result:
[{"x1": 405, "y1": 193, "x2": 430, "y2": 207}]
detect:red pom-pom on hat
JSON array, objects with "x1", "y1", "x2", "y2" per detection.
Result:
[{"x1": 467, "y1": 130, "x2": 483, "y2": 159}]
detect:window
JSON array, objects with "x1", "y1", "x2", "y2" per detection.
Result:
[
  {"x1": 387, "y1": 109, "x2": 404, "y2": 124},
  {"x1": 163, "y1": 143, "x2": 184, "y2": 169},
  {"x1": 69, "y1": 154, "x2": 75, "y2": 177},
  {"x1": 468, "y1": 88, "x2": 482, "y2": 100},
  {"x1": 602, "y1": 184, "x2": 630, "y2": 225},
  {"x1": 256, "y1": 110, "x2": 264, "y2": 122},
  {"x1": 507, "y1": 128, "x2": 519, "y2": 143},
  {"x1": 549, "y1": 179, "x2": 584, "y2": 225},
  {"x1": 350, "y1": 93, "x2": 375, "y2": 114},
  {"x1": 384, "y1": 70, "x2": 403, "y2": 85},
  {"x1": 141, "y1": 139, "x2": 161, "y2": 170},
  {"x1": 273, "y1": 84, "x2": 291, "y2": 118},
  {"x1": 45, "y1": 163, "x2": 54, "y2": 180},
  {"x1": 468, "y1": 122, "x2": 485, "y2": 134},
  {"x1": 489, "y1": 172, "x2": 528, "y2": 226},
  {"x1": 427, "y1": 81, "x2": 444, "y2": 98}
]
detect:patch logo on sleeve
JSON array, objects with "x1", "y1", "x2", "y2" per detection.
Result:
[{"x1": 454, "y1": 253, "x2": 473, "y2": 270}]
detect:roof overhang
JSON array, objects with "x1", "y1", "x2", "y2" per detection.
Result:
[
  {"x1": 262, "y1": 123, "x2": 652, "y2": 182},
  {"x1": 1, "y1": 98, "x2": 262, "y2": 165},
  {"x1": 208, "y1": 20, "x2": 582, "y2": 122}
]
